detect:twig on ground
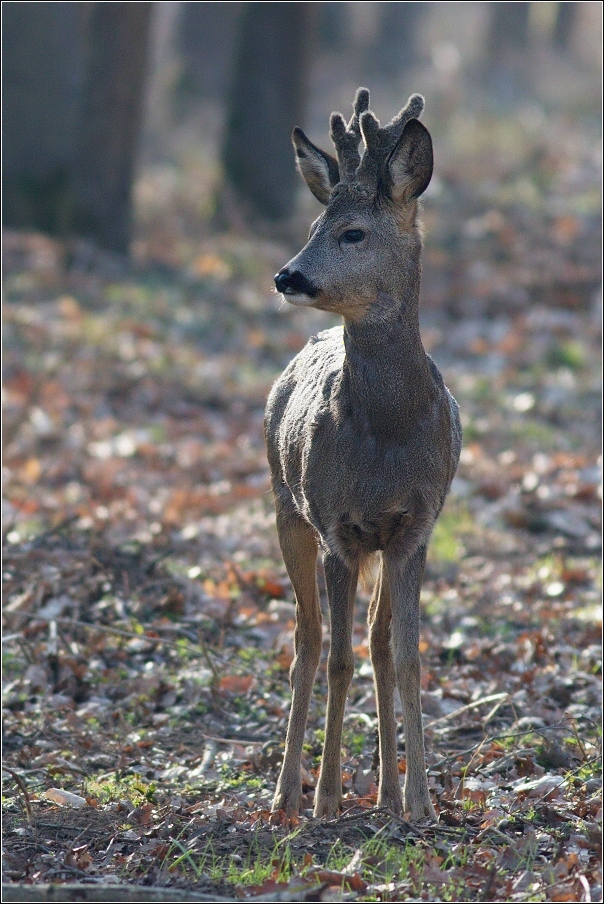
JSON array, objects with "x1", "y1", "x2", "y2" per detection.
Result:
[
  {"x1": 3, "y1": 767, "x2": 36, "y2": 831},
  {"x1": 430, "y1": 717, "x2": 572, "y2": 771},
  {"x1": 198, "y1": 741, "x2": 217, "y2": 774},
  {"x1": 55, "y1": 617, "x2": 183, "y2": 646},
  {"x1": 201, "y1": 734, "x2": 265, "y2": 747},
  {"x1": 481, "y1": 695, "x2": 510, "y2": 728},
  {"x1": 569, "y1": 718, "x2": 590, "y2": 762},
  {"x1": 561, "y1": 754, "x2": 602, "y2": 785},
  {"x1": 426, "y1": 692, "x2": 509, "y2": 729}
]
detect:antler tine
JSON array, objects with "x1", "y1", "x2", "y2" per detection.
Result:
[
  {"x1": 328, "y1": 90, "x2": 425, "y2": 189},
  {"x1": 357, "y1": 93, "x2": 425, "y2": 186},
  {"x1": 382, "y1": 93, "x2": 424, "y2": 145},
  {"x1": 349, "y1": 87, "x2": 370, "y2": 134},
  {"x1": 329, "y1": 87, "x2": 370, "y2": 182}
]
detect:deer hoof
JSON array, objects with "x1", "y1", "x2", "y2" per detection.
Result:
[
  {"x1": 378, "y1": 788, "x2": 404, "y2": 816},
  {"x1": 405, "y1": 793, "x2": 437, "y2": 822},
  {"x1": 313, "y1": 792, "x2": 342, "y2": 819},
  {"x1": 272, "y1": 784, "x2": 301, "y2": 816}
]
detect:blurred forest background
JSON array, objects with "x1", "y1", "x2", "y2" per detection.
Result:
[
  {"x1": 3, "y1": 1, "x2": 602, "y2": 253},
  {"x1": 2, "y1": 3, "x2": 602, "y2": 902}
]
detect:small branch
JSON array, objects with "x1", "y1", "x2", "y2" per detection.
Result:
[
  {"x1": 55, "y1": 618, "x2": 186, "y2": 648},
  {"x1": 425, "y1": 693, "x2": 509, "y2": 730},
  {"x1": 1, "y1": 633, "x2": 23, "y2": 645},
  {"x1": 561, "y1": 754, "x2": 602, "y2": 784},
  {"x1": 569, "y1": 717, "x2": 589, "y2": 762},
  {"x1": 195, "y1": 629, "x2": 220, "y2": 688},
  {"x1": 429, "y1": 716, "x2": 573, "y2": 771},
  {"x1": 482, "y1": 696, "x2": 509, "y2": 728},
  {"x1": 338, "y1": 807, "x2": 426, "y2": 835},
  {"x1": 202, "y1": 734, "x2": 265, "y2": 747},
  {"x1": 2, "y1": 767, "x2": 35, "y2": 830},
  {"x1": 198, "y1": 741, "x2": 217, "y2": 775}
]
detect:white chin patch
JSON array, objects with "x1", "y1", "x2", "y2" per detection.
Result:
[{"x1": 282, "y1": 292, "x2": 315, "y2": 307}]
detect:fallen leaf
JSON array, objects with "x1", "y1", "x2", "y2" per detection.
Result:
[
  {"x1": 130, "y1": 803, "x2": 154, "y2": 825},
  {"x1": 18, "y1": 458, "x2": 41, "y2": 485},
  {"x1": 310, "y1": 869, "x2": 367, "y2": 892},
  {"x1": 276, "y1": 647, "x2": 294, "y2": 670},
  {"x1": 65, "y1": 845, "x2": 92, "y2": 870},
  {"x1": 219, "y1": 674, "x2": 256, "y2": 695}
]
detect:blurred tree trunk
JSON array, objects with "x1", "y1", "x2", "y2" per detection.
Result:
[
  {"x1": 487, "y1": 1, "x2": 530, "y2": 59},
  {"x1": 2, "y1": 2, "x2": 88, "y2": 233},
  {"x1": 553, "y1": 2, "x2": 577, "y2": 52},
  {"x1": 2, "y1": 0, "x2": 151, "y2": 256},
  {"x1": 177, "y1": 2, "x2": 242, "y2": 105},
  {"x1": 221, "y1": 2, "x2": 311, "y2": 223},
  {"x1": 317, "y1": 2, "x2": 348, "y2": 53},
  {"x1": 377, "y1": 2, "x2": 424, "y2": 77},
  {"x1": 70, "y1": 2, "x2": 152, "y2": 254},
  {"x1": 484, "y1": 1, "x2": 531, "y2": 98}
]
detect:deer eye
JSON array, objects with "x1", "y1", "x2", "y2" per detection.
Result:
[{"x1": 340, "y1": 229, "x2": 365, "y2": 244}]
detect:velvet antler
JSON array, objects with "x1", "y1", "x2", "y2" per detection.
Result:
[
  {"x1": 292, "y1": 89, "x2": 426, "y2": 204},
  {"x1": 356, "y1": 93, "x2": 425, "y2": 189},
  {"x1": 329, "y1": 87, "x2": 370, "y2": 182}
]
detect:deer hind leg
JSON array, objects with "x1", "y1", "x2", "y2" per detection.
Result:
[
  {"x1": 368, "y1": 556, "x2": 403, "y2": 815},
  {"x1": 272, "y1": 509, "x2": 322, "y2": 816},
  {"x1": 386, "y1": 543, "x2": 436, "y2": 821},
  {"x1": 314, "y1": 551, "x2": 357, "y2": 818}
]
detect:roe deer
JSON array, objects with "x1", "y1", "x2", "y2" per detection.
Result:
[{"x1": 265, "y1": 88, "x2": 462, "y2": 821}]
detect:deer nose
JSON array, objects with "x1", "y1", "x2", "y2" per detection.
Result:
[
  {"x1": 274, "y1": 269, "x2": 293, "y2": 293},
  {"x1": 274, "y1": 269, "x2": 317, "y2": 297}
]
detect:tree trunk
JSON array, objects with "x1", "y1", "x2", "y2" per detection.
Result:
[
  {"x1": 377, "y1": 2, "x2": 424, "y2": 77},
  {"x1": 483, "y1": 1, "x2": 531, "y2": 99},
  {"x1": 487, "y1": 1, "x2": 530, "y2": 60},
  {"x1": 2, "y1": 2, "x2": 87, "y2": 233},
  {"x1": 70, "y1": 2, "x2": 152, "y2": 254},
  {"x1": 177, "y1": 2, "x2": 242, "y2": 103},
  {"x1": 221, "y1": 2, "x2": 311, "y2": 223},
  {"x1": 553, "y1": 1, "x2": 578, "y2": 52},
  {"x1": 317, "y1": 2, "x2": 349, "y2": 53}
]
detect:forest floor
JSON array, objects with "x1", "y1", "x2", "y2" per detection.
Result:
[{"x1": 2, "y1": 102, "x2": 602, "y2": 902}]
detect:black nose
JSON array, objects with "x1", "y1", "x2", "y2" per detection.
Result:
[
  {"x1": 274, "y1": 269, "x2": 318, "y2": 297},
  {"x1": 274, "y1": 270, "x2": 292, "y2": 293}
]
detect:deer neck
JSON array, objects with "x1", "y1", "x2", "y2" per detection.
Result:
[{"x1": 342, "y1": 287, "x2": 433, "y2": 434}]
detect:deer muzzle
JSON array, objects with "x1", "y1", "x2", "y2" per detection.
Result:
[{"x1": 274, "y1": 269, "x2": 318, "y2": 300}]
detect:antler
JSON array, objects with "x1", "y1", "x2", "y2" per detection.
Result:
[
  {"x1": 356, "y1": 93, "x2": 425, "y2": 187},
  {"x1": 293, "y1": 89, "x2": 425, "y2": 202},
  {"x1": 328, "y1": 90, "x2": 425, "y2": 190},
  {"x1": 329, "y1": 87, "x2": 370, "y2": 182}
]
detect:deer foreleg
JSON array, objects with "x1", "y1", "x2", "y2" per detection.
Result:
[{"x1": 272, "y1": 512, "x2": 321, "y2": 815}]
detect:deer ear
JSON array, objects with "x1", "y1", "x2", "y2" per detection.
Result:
[
  {"x1": 387, "y1": 118, "x2": 433, "y2": 204},
  {"x1": 292, "y1": 127, "x2": 340, "y2": 205}
]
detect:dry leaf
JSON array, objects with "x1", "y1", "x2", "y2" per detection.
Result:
[
  {"x1": 18, "y1": 458, "x2": 41, "y2": 485},
  {"x1": 219, "y1": 674, "x2": 256, "y2": 695}
]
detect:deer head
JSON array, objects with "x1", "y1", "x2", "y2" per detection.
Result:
[{"x1": 275, "y1": 88, "x2": 433, "y2": 321}]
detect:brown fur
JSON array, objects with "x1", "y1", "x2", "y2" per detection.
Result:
[{"x1": 265, "y1": 89, "x2": 462, "y2": 821}]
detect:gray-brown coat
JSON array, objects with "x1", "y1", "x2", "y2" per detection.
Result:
[{"x1": 265, "y1": 88, "x2": 462, "y2": 820}]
